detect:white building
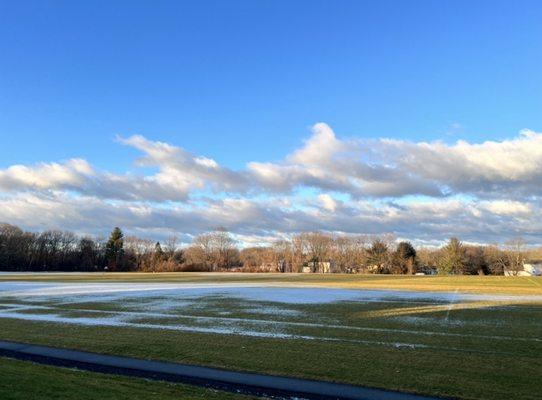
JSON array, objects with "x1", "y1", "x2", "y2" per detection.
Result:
[
  {"x1": 504, "y1": 261, "x2": 542, "y2": 276},
  {"x1": 303, "y1": 261, "x2": 332, "y2": 273}
]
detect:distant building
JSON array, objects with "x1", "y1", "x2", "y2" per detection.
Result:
[
  {"x1": 303, "y1": 261, "x2": 333, "y2": 273},
  {"x1": 365, "y1": 264, "x2": 381, "y2": 273},
  {"x1": 416, "y1": 265, "x2": 438, "y2": 275},
  {"x1": 504, "y1": 261, "x2": 542, "y2": 276}
]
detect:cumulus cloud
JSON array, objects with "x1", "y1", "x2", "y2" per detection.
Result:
[
  {"x1": 249, "y1": 124, "x2": 542, "y2": 199},
  {"x1": 0, "y1": 159, "x2": 95, "y2": 191},
  {"x1": 248, "y1": 123, "x2": 444, "y2": 197},
  {"x1": 0, "y1": 192, "x2": 539, "y2": 245},
  {"x1": 117, "y1": 135, "x2": 249, "y2": 195},
  {"x1": 379, "y1": 129, "x2": 542, "y2": 196},
  {"x1": 4, "y1": 124, "x2": 542, "y2": 201},
  {"x1": 0, "y1": 123, "x2": 541, "y2": 243}
]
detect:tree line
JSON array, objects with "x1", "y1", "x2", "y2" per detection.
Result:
[{"x1": 0, "y1": 222, "x2": 537, "y2": 274}]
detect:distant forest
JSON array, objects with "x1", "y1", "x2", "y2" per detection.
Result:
[{"x1": 0, "y1": 223, "x2": 537, "y2": 275}]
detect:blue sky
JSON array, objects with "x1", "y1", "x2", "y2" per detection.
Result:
[
  {"x1": 2, "y1": 0, "x2": 541, "y2": 168},
  {"x1": 1, "y1": 1, "x2": 542, "y2": 245}
]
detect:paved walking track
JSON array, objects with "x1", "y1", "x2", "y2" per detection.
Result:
[{"x1": 0, "y1": 340, "x2": 443, "y2": 400}]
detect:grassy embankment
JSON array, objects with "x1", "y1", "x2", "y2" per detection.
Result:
[{"x1": 0, "y1": 357, "x2": 253, "y2": 400}]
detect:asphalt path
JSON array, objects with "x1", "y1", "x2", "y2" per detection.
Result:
[{"x1": 0, "y1": 340, "x2": 445, "y2": 400}]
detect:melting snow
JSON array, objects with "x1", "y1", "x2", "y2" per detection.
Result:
[{"x1": 1, "y1": 281, "x2": 540, "y2": 304}]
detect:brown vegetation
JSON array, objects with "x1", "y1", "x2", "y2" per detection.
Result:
[{"x1": 1, "y1": 222, "x2": 540, "y2": 275}]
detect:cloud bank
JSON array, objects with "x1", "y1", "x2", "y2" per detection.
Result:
[{"x1": 1, "y1": 123, "x2": 540, "y2": 245}]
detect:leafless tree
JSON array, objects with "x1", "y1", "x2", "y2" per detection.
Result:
[
  {"x1": 332, "y1": 235, "x2": 367, "y2": 272},
  {"x1": 483, "y1": 245, "x2": 508, "y2": 275},
  {"x1": 464, "y1": 246, "x2": 488, "y2": 275},
  {"x1": 124, "y1": 236, "x2": 154, "y2": 270},
  {"x1": 240, "y1": 247, "x2": 276, "y2": 271},
  {"x1": 505, "y1": 237, "x2": 526, "y2": 275},
  {"x1": 163, "y1": 235, "x2": 179, "y2": 259},
  {"x1": 272, "y1": 239, "x2": 293, "y2": 272},
  {"x1": 192, "y1": 228, "x2": 238, "y2": 270}
]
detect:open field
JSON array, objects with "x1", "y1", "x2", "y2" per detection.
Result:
[
  {"x1": 0, "y1": 357, "x2": 252, "y2": 400},
  {"x1": 0, "y1": 273, "x2": 541, "y2": 400},
  {"x1": 1, "y1": 272, "x2": 541, "y2": 295}
]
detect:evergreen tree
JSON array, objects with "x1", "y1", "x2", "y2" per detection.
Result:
[
  {"x1": 105, "y1": 227, "x2": 124, "y2": 271},
  {"x1": 153, "y1": 241, "x2": 165, "y2": 268},
  {"x1": 437, "y1": 237, "x2": 466, "y2": 275},
  {"x1": 395, "y1": 241, "x2": 417, "y2": 274},
  {"x1": 154, "y1": 241, "x2": 164, "y2": 257}
]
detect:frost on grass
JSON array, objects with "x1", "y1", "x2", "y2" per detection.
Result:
[
  {"x1": 1, "y1": 281, "x2": 541, "y2": 352},
  {"x1": 2, "y1": 281, "x2": 541, "y2": 303}
]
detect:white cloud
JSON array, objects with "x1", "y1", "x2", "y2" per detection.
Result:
[
  {"x1": 318, "y1": 194, "x2": 338, "y2": 212},
  {"x1": 380, "y1": 128, "x2": 542, "y2": 196},
  {"x1": 0, "y1": 159, "x2": 95, "y2": 191},
  {"x1": 0, "y1": 192, "x2": 539, "y2": 245},
  {"x1": 479, "y1": 200, "x2": 532, "y2": 217},
  {"x1": 0, "y1": 123, "x2": 541, "y2": 244}
]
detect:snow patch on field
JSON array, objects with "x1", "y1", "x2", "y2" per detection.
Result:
[
  {"x1": 0, "y1": 308, "x2": 428, "y2": 350},
  {"x1": 2, "y1": 281, "x2": 541, "y2": 351},
  {"x1": 394, "y1": 315, "x2": 514, "y2": 329},
  {"x1": 0, "y1": 300, "x2": 540, "y2": 347},
  {"x1": 1, "y1": 281, "x2": 540, "y2": 304},
  {"x1": 244, "y1": 305, "x2": 303, "y2": 317}
]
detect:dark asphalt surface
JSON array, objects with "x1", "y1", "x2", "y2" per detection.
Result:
[{"x1": 0, "y1": 340, "x2": 444, "y2": 400}]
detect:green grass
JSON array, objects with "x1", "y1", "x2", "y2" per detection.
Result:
[
  {"x1": 0, "y1": 357, "x2": 253, "y2": 400},
  {"x1": 1, "y1": 272, "x2": 541, "y2": 295},
  {"x1": 1, "y1": 317, "x2": 540, "y2": 400},
  {"x1": 0, "y1": 273, "x2": 541, "y2": 400},
  {"x1": 1, "y1": 300, "x2": 541, "y2": 399}
]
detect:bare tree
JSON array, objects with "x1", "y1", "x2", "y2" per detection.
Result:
[
  {"x1": 163, "y1": 235, "x2": 179, "y2": 259},
  {"x1": 272, "y1": 239, "x2": 293, "y2": 272},
  {"x1": 505, "y1": 237, "x2": 526, "y2": 275},
  {"x1": 464, "y1": 246, "x2": 488, "y2": 275},
  {"x1": 297, "y1": 232, "x2": 333, "y2": 272},
  {"x1": 240, "y1": 247, "x2": 276, "y2": 271},
  {"x1": 483, "y1": 245, "x2": 508, "y2": 275},
  {"x1": 192, "y1": 228, "x2": 238, "y2": 270},
  {"x1": 333, "y1": 235, "x2": 367, "y2": 273},
  {"x1": 183, "y1": 245, "x2": 208, "y2": 270},
  {"x1": 290, "y1": 234, "x2": 307, "y2": 272},
  {"x1": 124, "y1": 236, "x2": 154, "y2": 271}
]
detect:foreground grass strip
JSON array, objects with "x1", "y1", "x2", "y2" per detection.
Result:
[
  {"x1": 0, "y1": 340, "x2": 439, "y2": 400},
  {"x1": 0, "y1": 356, "x2": 252, "y2": 400},
  {"x1": 0, "y1": 318, "x2": 540, "y2": 400}
]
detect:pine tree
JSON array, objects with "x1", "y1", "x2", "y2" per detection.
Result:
[
  {"x1": 437, "y1": 237, "x2": 466, "y2": 275},
  {"x1": 395, "y1": 241, "x2": 417, "y2": 274},
  {"x1": 154, "y1": 241, "x2": 164, "y2": 257},
  {"x1": 105, "y1": 227, "x2": 124, "y2": 271},
  {"x1": 153, "y1": 241, "x2": 165, "y2": 268}
]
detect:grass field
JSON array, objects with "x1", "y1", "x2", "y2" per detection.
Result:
[
  {"x1": 0, "y1": 273, "x2": 541, "y2": 400},
  {"x1": 0, "y1": 357, "x2": 252, "y2": 400},
  {"x1": 1, "y1": 272, "x2": 541, "y2": 294}
]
